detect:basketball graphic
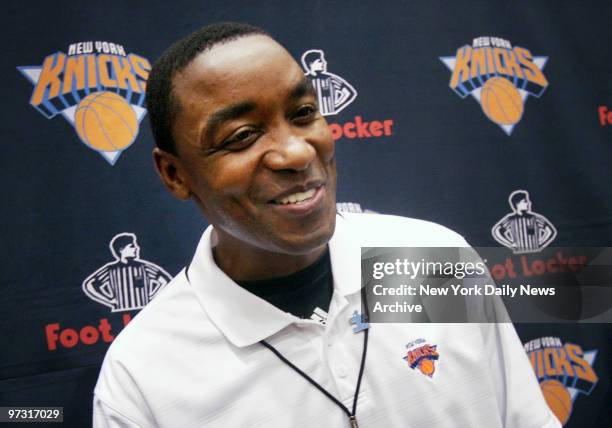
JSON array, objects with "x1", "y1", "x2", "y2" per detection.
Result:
[
  {"x1": 540, "y1": 379, "x2": 572, "y2": 426},
  {"x1": 419, "y1": 359, "x2": 435, "y2": 377},
  {"x1": 74, "y1": 91, "x2": 138, "y2": 152},
  {"x1": 441, "y1": 38, "x2": 548, "y2": 135},
  {"x1": 404, "y1": 341, "x2": 439, "y2": 378},
  {"x1": 19, "y1": 44, "x2": 150, "y2": 164},
  {"x1": 480, "y1": 77, "x2": 524, "y2": 126}
]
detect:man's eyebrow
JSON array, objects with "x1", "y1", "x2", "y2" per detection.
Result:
[
  {"x1": 290, "y1": 76, "x2": 316, "y2": 99},
  {"x1": 203, "y1": 101, "x2": 256, "y2": 144}
]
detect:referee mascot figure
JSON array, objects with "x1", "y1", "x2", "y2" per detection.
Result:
[
  {"x1": 492, "y1": 190, "x2": 557, "y2": 254},
  {"x1": 83, "y1": 233, "x2": 171, "y2": 312}
]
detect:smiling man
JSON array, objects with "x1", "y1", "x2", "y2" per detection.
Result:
[
  {"x1": 153, "y1": 27, "x2": 337, "y2": 281},
  {"x1": 93, "y1": 23, "x2": 560, "y2": 428}
]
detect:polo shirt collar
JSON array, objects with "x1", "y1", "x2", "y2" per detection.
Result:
[
  {"x1": 187, "y1": 214, "x2": 362, "y2": 348},
  {"x1": 328, "y1": 213, "x2": 362, "y2": 297}
]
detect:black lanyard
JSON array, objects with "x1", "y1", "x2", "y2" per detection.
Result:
[{"x1": 260, "y1": 291, "x2": 370, "y2": 428}]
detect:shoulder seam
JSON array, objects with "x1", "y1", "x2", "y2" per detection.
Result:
[{"x1": 94, "y1": 393, "x2": 149, "y2": 427}]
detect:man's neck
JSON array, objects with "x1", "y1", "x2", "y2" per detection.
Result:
[{"x1": 212, "y1": 230, "x2": 328, "y2": 282}]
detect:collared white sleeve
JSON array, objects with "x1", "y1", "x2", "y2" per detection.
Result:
[
  {"x1": 93, "y1": 396, "x2": 145, "y2": 428},
  {"x1": 481, "y1": 322, "x2": 561, "y2": 428},
  {"x1": 93, "y1": 341, "x2": 156, "y2": 428}
]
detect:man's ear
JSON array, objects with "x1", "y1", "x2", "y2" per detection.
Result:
[{"x1": 153, "y1": 148, "x2": 191, "y2": 200}]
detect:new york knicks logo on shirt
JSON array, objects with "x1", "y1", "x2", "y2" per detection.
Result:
[
  {"x1": 524, "y1": 336, "x2": 598, "y2": 426},
  {"x1": 18, "y1": 41, "x2": 151, "y2": 165},
  {"x1": 491, "y1": 190, "x2": 557, "y2": 254},
  {"x1": 403, "y1": 338, "x2": 439, "y2": 378},
  {"x1": 82, "y1": 233, "x2": 172, "y2": 312},
  {"x1": 440, "y1": 36, "x2": 548, "y2": 135},
  {"x1": 301, "y1": 49, "x2": 357, "y2": 116}
]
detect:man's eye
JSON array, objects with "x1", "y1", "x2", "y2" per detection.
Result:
[
  {"x1": 223, "y1": 129, "x2": 260, "y2": 150},
  {"x1": 292, "y1": 105, "x2": 318, "y2": 123}
]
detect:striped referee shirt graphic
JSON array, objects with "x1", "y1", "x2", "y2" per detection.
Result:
[
  {"x1": 309, "y1": 73, "x2": 356, "y2": 116},
  {"x1": 493, "y1": 213, "x2": 555, "y2": 254},
  {"x1": 312, "y1": 75, "x2": 335, "y2": 115},
  {"x1": 83, "y1": 260, "x2": 171, "y2": 312}
]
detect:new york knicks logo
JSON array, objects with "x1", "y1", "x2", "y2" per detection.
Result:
[
  {"x1": 18, "y1": 41, "x2": 151, "y2": 165},
  {"x1": 524, "y1": 336, "x2": 598, "y2": 426},
  {"x1": 301, "y1": 49, "x2": 357, "y2": 116},
  {"x1": 82, "y1": 233, "x2": 172, "y2": 312},
  {"x1": 440, "y1": 36, "x2": 548, "y2": 135},
  {"x1": 403, "y1": 338, "x2": 439, "y2": 378},
  {"x1": 492, "y1": 190, "x2": 557, "y2": 254}
]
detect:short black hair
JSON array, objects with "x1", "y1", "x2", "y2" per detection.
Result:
[{"x1": 146, "y1": 22, "x2": 268, "y2": 155}]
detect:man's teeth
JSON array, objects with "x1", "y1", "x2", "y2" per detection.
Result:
[{"x1": 275, "y1": 188, "x2": 316, "y2": 205}]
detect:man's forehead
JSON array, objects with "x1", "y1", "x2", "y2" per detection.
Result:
[
  {"x1": 179, "y1": 35, "x2": 298, "y2": 87},
  {"x1": 170, "y1": 34, "x2": 311, "y2": 150}
]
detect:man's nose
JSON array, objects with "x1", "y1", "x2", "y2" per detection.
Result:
[{"x1": 263, "y1": 133, "x2": 317, "y2": 172}]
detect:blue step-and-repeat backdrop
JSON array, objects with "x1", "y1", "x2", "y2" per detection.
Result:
[{"x1": 1, "y1": 1, "x2": 611, "y2": 426}]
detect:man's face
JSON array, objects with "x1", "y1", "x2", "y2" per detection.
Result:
[{"x1": 170, "y1": 35, "x2": 337, "y2": 255}]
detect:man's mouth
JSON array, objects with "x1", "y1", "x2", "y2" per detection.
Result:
[
  {"x1": 266, "y1": 182, "x2": 327, "y2": 216},
  {"x1": 272, "y1": 188, "x2": 317, "y2": 205}
]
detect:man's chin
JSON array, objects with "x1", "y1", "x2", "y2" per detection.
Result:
[{"x1": 270, "y1": 218, "x2": 336, "y2": 255}]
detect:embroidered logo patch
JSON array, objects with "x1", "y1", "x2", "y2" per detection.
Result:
[
  {"x1": 403, "y1": 338, "x2": 439, "y2": 378},
  {"x1": 349, "y1": 310, "x2": 370, "y2": 333}
]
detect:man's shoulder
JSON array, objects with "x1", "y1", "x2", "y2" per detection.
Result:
[
  {"x1": 338, "y1": 212, "x2": 468, "y2": 247},
  {"x1": 94, "y1": 266, "x2": 230, "y2": 422},
  {"x1": 100, "y1": 269, "x2": 216, "y2": 366}
]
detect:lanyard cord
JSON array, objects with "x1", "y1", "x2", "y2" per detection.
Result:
[
  {"x1": 261, "y1": 328, "x2": 368, "y2": 420},
  {"x1": 260, "y1": 288, "x2": 370, "y2": 426}
]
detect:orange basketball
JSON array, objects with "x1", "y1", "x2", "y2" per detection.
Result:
[
  {"x1": 540, "y1": 379, "x2": 572, "y2": 426},
  {"x1": 74, "y1": 91, "x2": 138, "y2": 152},
  {"x1": 480, "y1": 77, "x2": 524, "y2": 125},
  {"x1": 419, "y1": 359, "x2": 435, "y2": 377}
]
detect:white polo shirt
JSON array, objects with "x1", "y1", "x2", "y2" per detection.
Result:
[{"x1": 93, "y1": 213, "x2": 560, "y2": 428}]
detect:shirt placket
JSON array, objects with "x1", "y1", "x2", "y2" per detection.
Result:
[{"x1": 322, "y1": 291, "x2": 361, "y2": 407}]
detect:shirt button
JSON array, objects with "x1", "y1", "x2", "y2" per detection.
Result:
[{"x1": 337, "y1": 364, "x2": 349, "y2": 378}]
